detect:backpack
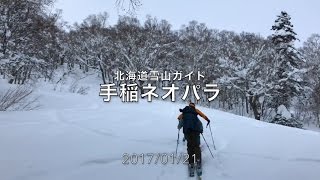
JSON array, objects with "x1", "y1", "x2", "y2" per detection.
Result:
[{"x1": 180, "y1": 106, "x2": 203, "y2": 134}]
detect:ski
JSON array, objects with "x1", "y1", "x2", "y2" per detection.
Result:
[
  {"x1": 188, "y1": 164, "x2": 195, "y2": 177},
  {"x1": 196, "y1": 162, "x2": 202, "y2": 179},
  {"x1": 188, "y1": 163, "x2": 202, "y2": 179},
  {"x1": 196, "y1": 170, "x2": 202, "y2": 179}
]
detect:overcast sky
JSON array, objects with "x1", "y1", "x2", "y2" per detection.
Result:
[{"x1": 54, "y1": 0, "x2": 320, "y2": 47}]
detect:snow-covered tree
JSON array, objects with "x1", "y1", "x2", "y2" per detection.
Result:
[
  {"x1": 178, "y1": 21, "x2": 216, "y2": 102},
  {"x1": 217, "y1": 32, "x2": 273, "y2": 120},
  {"x1": 0, "y1": 0, "x2": 61, "y2": 83},
  {"x1": 267, "y1": 11, "x2": 306, "y2": 127},
  {"x1": 300, "y1": 34, "x2": 320, "y2": 126},
  {"x1": 301, "y1": 34, "x2": 320, "y2": 84},
  {"x1": 67, "y1": 12, "x2": 114, "y2": 84},
  {"x1": 269, "y1": 11, "x2": 305, "y2": 109}
]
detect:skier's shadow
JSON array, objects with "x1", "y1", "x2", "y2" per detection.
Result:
[{"x1": 80, "y1": 157, "x2": 120, "y2": 166}]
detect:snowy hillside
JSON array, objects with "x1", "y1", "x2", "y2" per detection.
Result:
[{"x1": 1, "y1": 82, "x2": 320, "y2": 180}]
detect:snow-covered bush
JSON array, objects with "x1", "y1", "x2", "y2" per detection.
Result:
[
  {"x1": 76, "y1": 86, "x2": 90, "y2": 95},
  {"x1": 69, "y1": 79, "x2": 90, "y2": 95},
  {"x1": 270, "y1": 105, "x2": 303, "y2": 128},
  {"x1": 0, "y1": 85, "x2": 40, "y2": 111}
]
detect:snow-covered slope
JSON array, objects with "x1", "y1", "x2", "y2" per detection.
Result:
[{"x1": 1, "y1": 83, "x2": 320, "y2": 180}]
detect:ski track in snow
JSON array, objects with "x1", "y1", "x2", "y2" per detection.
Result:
[{"x1": 81, "y1": 157, "x2": 121, "y2": 166}]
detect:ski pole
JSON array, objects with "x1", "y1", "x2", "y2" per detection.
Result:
[
  {"x1": 209, "y1": 124, "x2": 217, "y2": 150},
  {"x1": 201, "y1": 133, "x2": 215, "y2": 159},
  {"x1": 175, "y1": 129, "x2": 180, "y2": 157}
]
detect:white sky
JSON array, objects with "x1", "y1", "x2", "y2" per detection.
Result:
[{"x1": 54, "y1": 0, "x2": 320, "y2": 47}]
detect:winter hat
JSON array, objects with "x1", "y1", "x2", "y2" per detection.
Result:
[{"x1": 189, "y1": 102, "x2": 195, "y2": 108}]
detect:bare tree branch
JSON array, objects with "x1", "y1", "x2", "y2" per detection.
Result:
[
  {"x1": 116, "y1": 0, "x2": 141, "y2": 14},
  {"x1": 0, "y1": 85, "x2": 40, "y2": 111}
]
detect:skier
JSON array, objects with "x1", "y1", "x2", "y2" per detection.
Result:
[{"x1": 177, "y1": 102, "x2": 210, "y2": 177}]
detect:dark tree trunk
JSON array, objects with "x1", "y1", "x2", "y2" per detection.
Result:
[
  {"x1": 249, "y1": 95, "x2": 261, "y2": 120},
  {"x1": 246, "y1": 96, "x2": 249, "y2": 114},
  {"x1": 60, "y1": 57, "x2": 64, "y2": 65},
  {"x1": 99, "y1": 62, "x2": 106, "y2": 84},
  {"x1": 137, "y1": 80, "x2": 144, "y2": 96}
]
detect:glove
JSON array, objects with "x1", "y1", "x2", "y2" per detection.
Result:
[{"x1": 206, "y1": 119, "x2": 211, "y2": 128}]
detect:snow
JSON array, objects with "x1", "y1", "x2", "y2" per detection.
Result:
[
  {"x1": 274, "y1": 29, "x2": 295, "y2": 37},
  {"x1": 1, "y1": 80, "x2": 320, "y2": 180},
  {"x1": 277, "y1": 104, "x2": 292, "y2": 119}
]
